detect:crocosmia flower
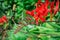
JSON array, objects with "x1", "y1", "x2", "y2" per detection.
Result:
[{"x1": 26, "y1": 0, "x2": 59, "y2": 25}]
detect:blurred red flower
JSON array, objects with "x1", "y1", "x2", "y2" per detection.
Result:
[
  {"x1": 54, "y1": 0, "x2": 59, "y2": 15},
  {"x1": 0, "y1": 16, "x2": 7, "y2": 24},
  {"x1": 26, "y1": 0, "x2": 59, "y2": 25}
]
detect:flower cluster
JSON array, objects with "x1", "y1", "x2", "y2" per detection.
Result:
[
  {"x1": 26, "y1": 0, "x2": 59, "y2": 25},
  {"x1": 0, "y1": 16, "x2": 7, "y2": 24}
]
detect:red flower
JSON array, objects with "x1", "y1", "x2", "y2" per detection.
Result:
[
  {"x1": 26, "y1": 0, "x2": 59, "y2": 25},
  {"x1": 54, "y1": 0, "x2": 59, "y2": 15},
  {"x1": 0, "y1": 18, "x2": 4, "y2": 23},
  {"x1": 26, "y1": 0, "x2": 49, "y2": 24},
  {"x1": 26, "y1": 10, "x2": 31, "y2": 15},
  {"x1": 45, "y1": 0, "x2": 49, "y2": 6},
  {"x1": 50, "y1": 2, "x2": 54, "y2": 14},
  {"x1": 2, "y1": 16, "x2": 7, "y2": 22},
  {"x1": 26, "y1": 10, "x2": 34, "y2": 16},
  {"x1": 0, "y1": 16, "x2": 7, "y2": 24},
  {"x1": 39, "y1": 15, "x2": 45, "y2": 22},
  {"x1": 34, "y1": 14, "x2": 39, "y2": 25},
  {"x1": 31, "y1": 10, "x2": 35, "y2": 16},
  {"x1": 37, "y1": 0, "x2": 42, "y2": 5},
  {"x1": 43, "y1": 9, "x2": 49, "y2": 16}
]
